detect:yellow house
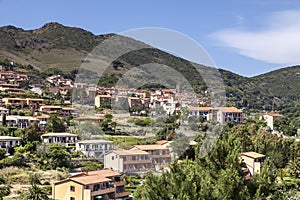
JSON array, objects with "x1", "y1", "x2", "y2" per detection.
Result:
[{"x1": 53, "y1": 169, "x2": 130, "y2": 200}]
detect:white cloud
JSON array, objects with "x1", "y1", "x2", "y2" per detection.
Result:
[{"x1": 211, "y1": 10, "x2": 300, "y2": 65}]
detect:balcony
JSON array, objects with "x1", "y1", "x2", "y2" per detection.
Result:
[
  {"x1": 151, "y1": 154, "x2": 171, "y2": 158},
  {"x1": 115, "y1": 191, "x2": 131, "y2": 198},
  {"x1": 124, "y1": 160, "x2": 152, "y2": 164},
  {"x1": 91, "y1": 187, "x2": 115, "y2": 196},
  {"x1": 114, "y1": 181, "x2": 125, "y2": 187}
]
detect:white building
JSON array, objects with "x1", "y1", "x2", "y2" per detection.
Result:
[
  {"x1": 188, "y1": 107, "x2": 212, "y2": 120},
  {"x1": 261, "y1": 113, "x2": 283, "y2": 130},
  {"x1": 0, "y1": 115, "x2": 37, "y2": 128},
  {"x1": 0, "y1": 107, "x2": 9, "y2": 116},
  {"x1": 41, "y1": 133, "x2": 78, "y2": 147},
  {"x1": 76, "y1": 139, "x2": 114, "y2": 160},
  {"x1": 0, "y1": 136, "x2": 21, "y2": 155},
  {"x1": 241, "y1": 152, "x2": 266, "y2": 176}
]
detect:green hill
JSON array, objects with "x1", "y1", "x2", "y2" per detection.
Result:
[{"x1": 0, "y1": 22, "x2": 299, "y2": 114}]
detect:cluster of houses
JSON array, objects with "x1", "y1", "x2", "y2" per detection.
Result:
[
  {"x1": 0, "y1": 66, "x2": 282, "y2": 199},
  {"x1": 40, "y1": 132, "x2": 172, "y2": 173},
  {"x1": 95, "y1": 87, "x2": 210, "y2": 115}
]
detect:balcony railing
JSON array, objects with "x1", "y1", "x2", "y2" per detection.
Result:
[
  {"x1": 151, "y1": 154, "x2": 171, "y2": 158},
  {"x1": 114, "y1": 181, "x2": 125, "y2": 187},
  {"x1": 123, "y1": 160, "x2": 152, "y2": 164},
  {"x1": 91, "y1": 187, "x2": 115, "y2": 196},
  {"x1": 115, "y1": 191, "x2": 131, "y2": 198}
]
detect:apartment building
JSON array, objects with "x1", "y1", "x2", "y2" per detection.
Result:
[
  {"x1": 129, "y1": 145, "x2": 172, "y2": 168},
  {"x1": 104, "y1": 150, "x2": 153, "y2": 173},
  {"x1": 188, "y1": 107, "x2": 212, "y2": 120},
  {"x1": 0, "y1": 136, "x2": 21, "y2": 155},
  {"x1": 41, "y1": 133, "x2": 78, "y2": 147},
  {"x1": 2, "y1": 98, "x2": 45, "y2": 109},
  {"x1": 76, "y1": 139, "x2": 114, "y2": 160},
  {"x1": 0, "y1": 115, "x2": 37, "y2": 128},
  {"x1": 39, "y1": 105, "x2": 63, "y2": 114},
  {"x1": 52, "y1": 169, "x2": 130, "y2": 200},
  {"x1": 211, "y1": 107, "x2": 243, "y2": 124}
]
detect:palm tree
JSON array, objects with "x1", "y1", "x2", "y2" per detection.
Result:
[
  {"x1": 287, "y1": 159, "x2": 300, "y2": 179},
  {"x1": 26, "y1": 173, "x2": 49, "y2": 200}
]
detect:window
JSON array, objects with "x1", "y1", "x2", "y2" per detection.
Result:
[
  {"x1": 70, "y1": 198, "x2": 75, "y2": 200},
  {"x1": 112, "y1": 156, "x2": 114, "y2": 160},
  {"x1": 70, "y1": 186, "x2": 75, "y2": 192},
  {"x1": 132, "y1": 156, "x2": 136, "y2": 160},
  {"x1": 122, "y1": 156, "x2": 126, "y2": 161}
]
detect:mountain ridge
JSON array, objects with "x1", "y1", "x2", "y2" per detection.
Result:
[{"x1": 0, "y1": 22, "x2": 299, "y2": 113}]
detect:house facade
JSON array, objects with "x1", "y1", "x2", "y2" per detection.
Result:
[
  {"x1": 188, "y1": 107, "x2": 212, "y2": 120},
  {"x1": 104, "y1": 150, "x2": 153, "y2": 173},
  {"x1": 0, "y1": 136, "x2": 21, "y2": 155},
  {"x1": 241, "y1": 152, "x2": 266, "y2": 176},
  {"x1": 76, "y1": 140, "x2": 114, "y2": 160},
  {"x1": 0, "y1": 115, "x2": 37, "y2": 128},
  {"x1": 129, "y1": 145, "x2": 172, "y2": 168},
  {"x1": 41, "y1": 133, "x2": 78, "y2": 147},
  {"x1": 53, "y1": 169, "x2": 130, "y2": 200}
]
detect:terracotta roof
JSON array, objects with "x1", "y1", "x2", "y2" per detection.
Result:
[
  {"x1": 87, "y1": 170, "x2": 120, "y2": 177},
  {"x1": 265, "y1": 113, "x2": 283, "y2": 117},
  {"x1": 35, "y1": 115, "x2": 50, "y2": 119},
  {"x1": 70, "y1": 175, "x2": 111, "y2": 185},
  {"x1": 213, "y1": 107, "x2": 242, "y2": 113},
  {"x1": 241, "y1": 152, "x2": 265, "y2": 159},
  {"x1": 156, "y1": 140, "x2": 169, "y2": 145},
  {"x1": 111, "y1": 150, "x2": 150, "y2": 156},
  {"x1": 189, "y1": 107, "x2": 212, "y2": 111}
]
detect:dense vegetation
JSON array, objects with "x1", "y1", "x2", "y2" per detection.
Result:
[{"x1": 135, "y1": 122, "x2": 300, "y2": 199}]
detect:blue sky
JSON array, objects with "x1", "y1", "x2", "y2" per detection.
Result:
[{"x1": 1, "y1": 0, "x2": 300, "y2": 77}]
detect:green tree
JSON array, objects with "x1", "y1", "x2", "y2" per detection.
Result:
[
  {"x1": 0, "y1": 185, "x2": 10, "y2": 200},
  {"x1": 1, "y1": 115, "x2": 6, "y2": 127},
  {"x1": 45, "y1": 115, "x2": 65, "y2": 132},
  {"x1": 26, "y1": 173, "x2": 49, "y2": 200},
  {"x1": 287, "y1": 159, "x2": 300, "y2": 179},
  {"x1": 47, "y1": 144, "x2": 71, "y2": 169}
]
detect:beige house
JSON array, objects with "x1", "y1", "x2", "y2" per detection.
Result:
[
  {"x1": 53, "y1": 169, "x2": 130, "y2": 200},
  {"x1": 2, "y1": 97, "x2": 45, "y2": 109},
  {"x1": 211, "y1": 107, "x2": 243, "y2": 124},
  {"x1": 241, "y1": 152, "x2": 266, "y2": 176},
  {"x1": 129, "y1": 145, "x2": 172, "y2": 168},
  {"x1": 104, "y1": 150, "x2": 152, "y2": 173}
]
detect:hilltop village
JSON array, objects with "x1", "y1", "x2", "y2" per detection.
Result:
[{"x1": 0, "y1": 60, "x2": 299, "y2": 200}]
